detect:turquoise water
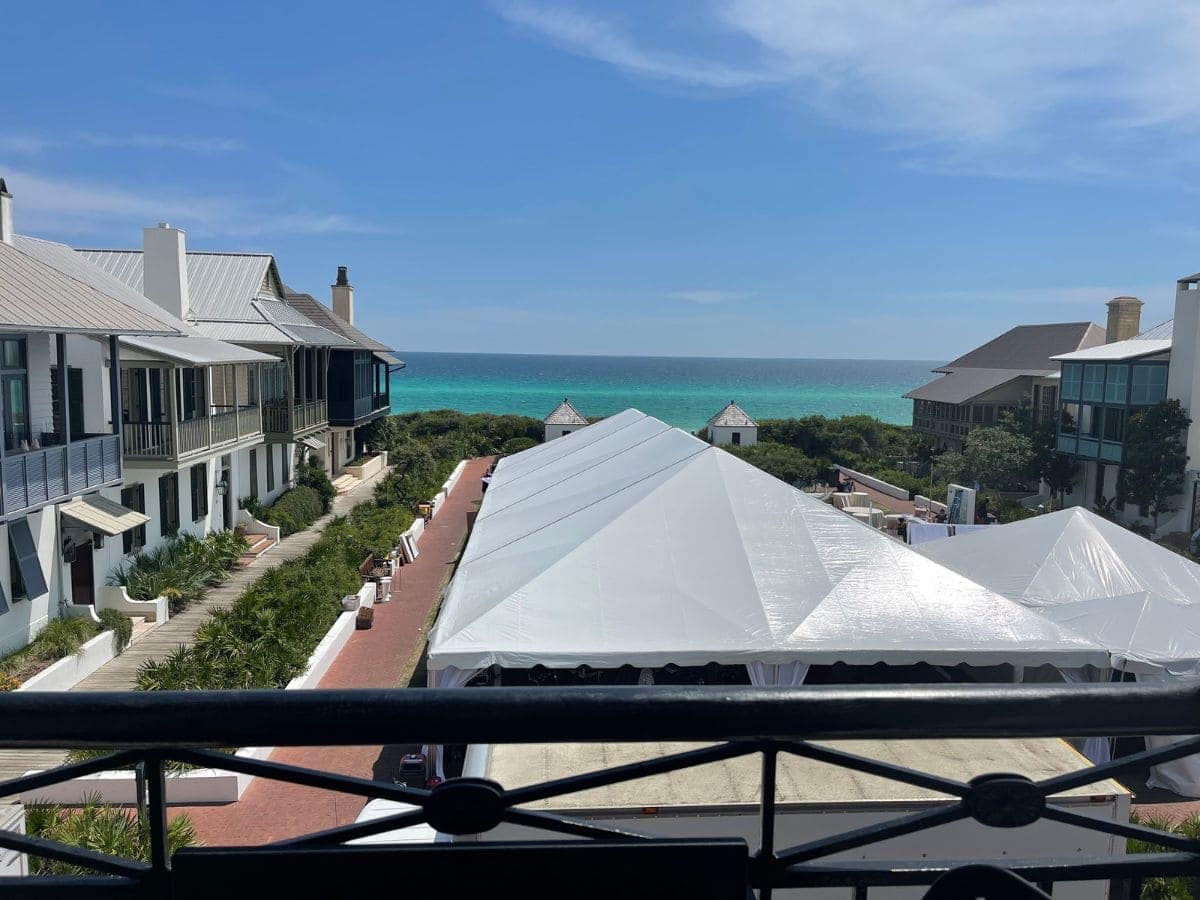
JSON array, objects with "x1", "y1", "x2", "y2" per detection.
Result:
[{"x1": 390, "y1": 353, "x2": 935, "y2": 431}]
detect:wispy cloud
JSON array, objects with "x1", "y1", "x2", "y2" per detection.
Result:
[
  {"x1": 496, "y1": 1, "x2": 1200, "y2": 180},
  {"x1": 1, "y1": 168, "x2": 394, "y2": 239},
  {"x1": 665, "y1": 289, "x2": 752, "y2": 304},
  {"x1": 0, "y1": 132, "x2": 245, "y2": 156}
]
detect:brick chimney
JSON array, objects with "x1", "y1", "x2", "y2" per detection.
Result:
[
  {"x1": 142, "y1": 223, "x2": 190, "y2": 320},
  {"x1": 1106, "y1": 296, "x2": 1143, "y2": 343},
  {"x1": 331, "y1": 265, "x2": 354, "y2": 324},
  {"x1": 0, "y1": 179, "x2": 12, "y2": 246}
]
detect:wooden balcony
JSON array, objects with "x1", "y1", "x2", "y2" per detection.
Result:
[
  {"x1": 1, "y1": 433, "x2": 122, "y2": 517},
  {"x1": 263, "y1": 398, "x2": 328, "y2": 440},
  {"x1": 123, "y1": 405, "x2": 263, "y2": 463}
]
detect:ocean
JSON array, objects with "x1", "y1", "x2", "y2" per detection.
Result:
[{"x1": 389, "y1": 353, "x2": 936, "y2": 432}]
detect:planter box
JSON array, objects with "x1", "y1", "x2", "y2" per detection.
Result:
[
  {"x1": 17, "y1": 630, "x2": 121, "y2": 693},
  {"x1": 344, "y1": 453, "x2": 385, "y2": 481},
  {"x1": 23, "y1": 609, "x2": 360, "y2": 806}
]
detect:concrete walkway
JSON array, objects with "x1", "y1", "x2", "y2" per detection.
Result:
[
  {"x1": 0, "y1": 469, "x2": 391, "y2": 786},
  {"x1": 179, "y1": 456, "x2": 490, "y2": 845}
]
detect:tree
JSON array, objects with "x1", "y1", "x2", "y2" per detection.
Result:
[
  {"x1": 936, "y1": 426, "x2": 1034, "y2": 490},
  {"x1": 725, "y1": 441, "x2": 820, "y2": 488},
  {"x1": 999, "y1": 400, "x2": 1079, "y2": 501},
  {"x1": 1118, "y1": 399, "x2": 1191, "y2": 530}
]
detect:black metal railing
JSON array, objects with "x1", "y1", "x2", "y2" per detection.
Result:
[{"x1": 1, "y1": 684, "x2": 1199, "y2": 898}]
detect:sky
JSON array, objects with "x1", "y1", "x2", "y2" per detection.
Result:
[{"x1": 4, "y1": 1, "x2": 1200, "y2": 360}]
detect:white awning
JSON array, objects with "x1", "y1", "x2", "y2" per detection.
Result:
[
  {"x1": 60, "y1": 495, "x2": 150, "y2": 537},
  {"x1": 299, "y1": 435, "x2": 326, "y2": 450},
  {"x1": 429, "y1": 411, "x2": 1106, "y2": 673}
]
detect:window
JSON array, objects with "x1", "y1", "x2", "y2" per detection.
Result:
[
  {"x1": 1081, "y1": 364, "x2": 1106, "y2": 402},
  {"x1": 1131, "y1": 365, "x2": 1168, "y2": 405},
  {"x1": 248, "y1": 449, "x2": 259, "y2": 501},
  {"x1": 8, "y1": 517, "x2": 47, "y2": 605},
  {"x1": 121, "y1": 484, "x2": 146, "y2": 554},
  {"x1": 51, "y1": 366, "x2": 84, "y2": 439},
  {"x1": 982, "y1": 405, "x2": 995, "y2": 425},
  {"x1": 178, "y1": 368, "x2": 206, "y2": 421},
  {"x1": 1104, "y1": 365, "x2": 1129, "y2": 404},
  {"x1": 267, "y1": 445, "x2": 276, "y2": 492},
  {"x1": 190, "y1": 463, "x2": 208, "y2": 521},
  {"x1": 1060, "y1": 403, "x2": 1079, "y2": 435},
  {"x1": 159, "y1": 472, "x2": 180, "y2": 537},
  {"x1": 971, "y1": 405, "x2": 983, "y2": 424},
  {"x1": 1102, "y1": 407, "x2": 1125, "y2": 443},
  {"x1": 0, "y1": 337, "x2": 29, "y2": 452},
  {"x1": 1080, "y1": 404, "x2": 1100, "y2": 439},
  {"x1": 1061, "y1": 363, "x2": 1082, "y2": 400}
]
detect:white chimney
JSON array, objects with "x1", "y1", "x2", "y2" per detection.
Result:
[
  {"x1": 331, "y1": 266, "x2": 354, "y2": 324},
  {"x1": 0, "y1": 179, "x2": 13, "y2": 246},
  {"x1": 142, "y1": 223, "x2": 190, "y2": 320}
]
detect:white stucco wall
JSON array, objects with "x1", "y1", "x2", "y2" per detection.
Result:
[
  {"x1": 544, "y1": 423, "x2": 584, "y2": 442},
  {"x1": 707, "y1": 424, "x2": 757, "y2": 447},
  {"x1": 0, "y1": 508, "x2": 58, "y2": 656}
]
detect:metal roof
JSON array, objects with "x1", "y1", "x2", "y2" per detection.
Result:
[
  {"x1": 708, "y1": 401, "x2": 757, "y2": 428},
  {"x1": 253, "y1": 299, "x2": 352, "y2": 346},
  {"x1": 14, "y1": 236, "x2": 274, "y2": 366},
  {"x1": 374, "y1": 351, "x2": 405, "y2": 367},
  {"x1": 904, "y1": 368, "x2": 1033, "y2": 404},
  {"x1": 60, "y1": 494, "x2": 150, "y2": 537},
  {"x1": 78, "y1": 249, "x2": 282, "y2": 321},
  {"x1": 1052, "y1": 339, "x2": 1172, "y2": 363},
  {"x1": 191, "y1": 320, "x2": 294, "y2": 345},
  {"x1": 0, "y1": 240, "x2": 177, "y2": 336},
  {"x1": 544, "y1": 399, "x2": 587, "y2": 425},
  {"x1": 1137, "y1": 319, "x2": 1174, "y2": 340},
  {"x1": 284, "y1": 288, "x2": 394, "y2": 353},
  {"x1": 936, "y1": 322, "x2": 1106, "y2": 372}
]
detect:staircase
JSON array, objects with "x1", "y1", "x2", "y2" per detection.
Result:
[
  {"x1": 332, "y1": 473, "x2": 361, "y2": 496},
  {"x1": 238, "y1": 532, "x2": 277, "y2": 568}
]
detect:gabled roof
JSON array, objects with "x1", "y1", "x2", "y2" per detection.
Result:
[
  {"x1": 936, "y1": 322, "x2": 1106, "y2": 372},
  {"x1": 708, "y1": 401, "x2": 756, "y2": 428},
  {"x1": 904, "y1": 368, "x2": 1033, "y2": 404},
  {"x1": 544, "y1": 399, "x2": 587, "y2": 425},
  {"x1": 429, "y1": 411, "x2": 1106, "y2": 672},
  {"x1": 284, "y1": 287, "x2": 395, "y2": 354},
  {"x1": 14, "y1": 236, "x2": 274, "y2": 365},
  {"x1": 78, "y1": 248, "x2": 347, "y2": 346},
  {"x1": 0, "y1": 240, "x2": 177, "y2": 336}
]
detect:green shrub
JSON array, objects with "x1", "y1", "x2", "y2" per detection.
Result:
[
  {"x1": 296, "y1": 458, "x2": 336, "y2": 511},
  {"x1": 724, "y1": 441, "x2": 821, "y2": 487},
  {"x1": 257, "y1": 485, "x2": 325, "y2": 537},
  {"x1": 108, "y1": 531, "x2": 249, "y2": 615},
  {"x1": 501, "y1": 437, "x2": 538, "y2": 455},
  {"x1": 25, "y1": 797, "x2": 198, "y2": 876},
  {"x1": 1126, "y1": 811, "x2": 1198, "y2": 899},
  {"x1": 0, "y1": 616, "x2": 101, "y2": 685},
  {"x1": 97, "y1": 609, "x2": 133, "y2": 654}
]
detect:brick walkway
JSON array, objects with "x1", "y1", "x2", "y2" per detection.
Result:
[
  {"x1": 178, "y1": 456, "x2": 490, "y2": 845},
  {"x1": 0, "y1": 469, "x2": 392, "y2": 788},
  {"x1": 836, "y1": 472, "x2": 917, "y2": 516}
]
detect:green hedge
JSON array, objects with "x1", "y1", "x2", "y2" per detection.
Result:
[
  {"x1": 254, "y1": 485, "x2": 325, "y2": 537},
  {"x1": 108, "y1": 531, "x2": 249, "y2": 614},
  {"x1": 136, "y1": 502, "x2": 413, "y2": 692}
]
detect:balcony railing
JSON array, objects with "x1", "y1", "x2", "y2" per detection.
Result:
[
  {"x1": 1, "y1": 683, "x2": 1198, "y2": 897},
  {"x1": 210, "y1": 409, "x2": 238, "y2": 445},
  {"x1": 1, "y1": 434, "x2": 121, "y2": 516},
  {"x1": 330, "y1": 392, "x2": 391, "y2": 426},
  {"x1": 238, "y1": 404, "x2": 262, "y2": 438},
  {"x1": 122, "y1": 421, "x2": 173, "y2": 458},
  {"x1": 263, "y1": 398, "x2": 328, "y2": 437},
  {"x1": 125, "y1": 408, "x2": 262, "y2": 461}
]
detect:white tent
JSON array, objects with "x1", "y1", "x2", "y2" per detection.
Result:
[
  {"x1": 917, "y1": 507, "x2": 1200, "y2": 674},
  {"x1": 428, "y1": 411, "x2": 1106, "y2": 679}
]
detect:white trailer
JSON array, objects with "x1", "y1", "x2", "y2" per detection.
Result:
[{"x1": 452, "y1": 737, "x2": 1131, "y2": 900}]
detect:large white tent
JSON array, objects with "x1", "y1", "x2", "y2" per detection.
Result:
[
  {"x1": 428, "y1": 411, "x2": 1106, "y2": 681},
  {"x1": 916, "y1": 507, "x2": 1200, "y2": 674}
]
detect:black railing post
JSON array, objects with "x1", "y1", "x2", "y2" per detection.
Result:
[
  {"x1": 758, "y1": 745, "x2": 778, "y2": 900},
  {"x1": 144, "y1": 753, "x2": 170, "y2": 887}
]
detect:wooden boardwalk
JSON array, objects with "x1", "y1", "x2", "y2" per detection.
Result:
[{"x1": 0, "y1": 469, "x2": 390, "y2": 788}]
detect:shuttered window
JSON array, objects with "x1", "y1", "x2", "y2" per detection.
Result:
[
  {"x1": 9, "y1": 517, "x2": 47, "y2": 603},
  {"x1": 190, "y1": 463, "x2": 208, "y2": 521},
  {"x1": 266, "y1": 445, "x2": 276, "y2": 492},
  {"x1": 280, "y1": 442, "x2": 287, "y2": 485},
  {"x1": 248, "y1": 449, "x2": 259, "y2": 501},
  {"x1": 121, "y1": 484, "x2": 147, "y2": 554},
  {"x1": 159, "y1": 472, "x2": 179, "y2": 537}
]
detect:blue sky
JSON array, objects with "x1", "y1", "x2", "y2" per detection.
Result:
[{"x1": 4, "y1": 1, "x2": 1200, "y2": 359}]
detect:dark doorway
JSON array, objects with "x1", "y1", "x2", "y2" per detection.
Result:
[
  {"x1": 70, "y1": 540, "x2": 95, "y2": 605},
  {"x1": 220, "y1": 455, "x2": 233, "y2": 531}
]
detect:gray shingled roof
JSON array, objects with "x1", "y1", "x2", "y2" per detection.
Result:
[
  {"x1": 283, "y1": 287, "x2": 395, "y2": 354},
  {"x1": 544, "y1": 399, "x2": 587, "y2": 425},
  {"x1": 14, "y1": 236, "x2": 274, "y2": 365},
  {"x1": 937, "y1": 322, "x2": 1105, "y2": 372},
  {"x1": 708, "y1": 401, "x2": 757, "y2": 428},
  {"x1": 0, "y1": 240, "x2": 177, "y2": 336},
  {"x1": 904, "y1": 369, "x2": 1034, "y2": 404}
]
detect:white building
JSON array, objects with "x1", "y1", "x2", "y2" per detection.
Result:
[
  {"x1": 78, "y1": 225, "x2": 354, "y2": 495},
  {"x1": 706, "y1": 402, "x2": 757, "y2": 447},
  {"x1": 0, "y1": 182, "x2": 184, "y2": 654},
  {"x1": 543, "y1": 399, "x2": 587, "y2": 441}
]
